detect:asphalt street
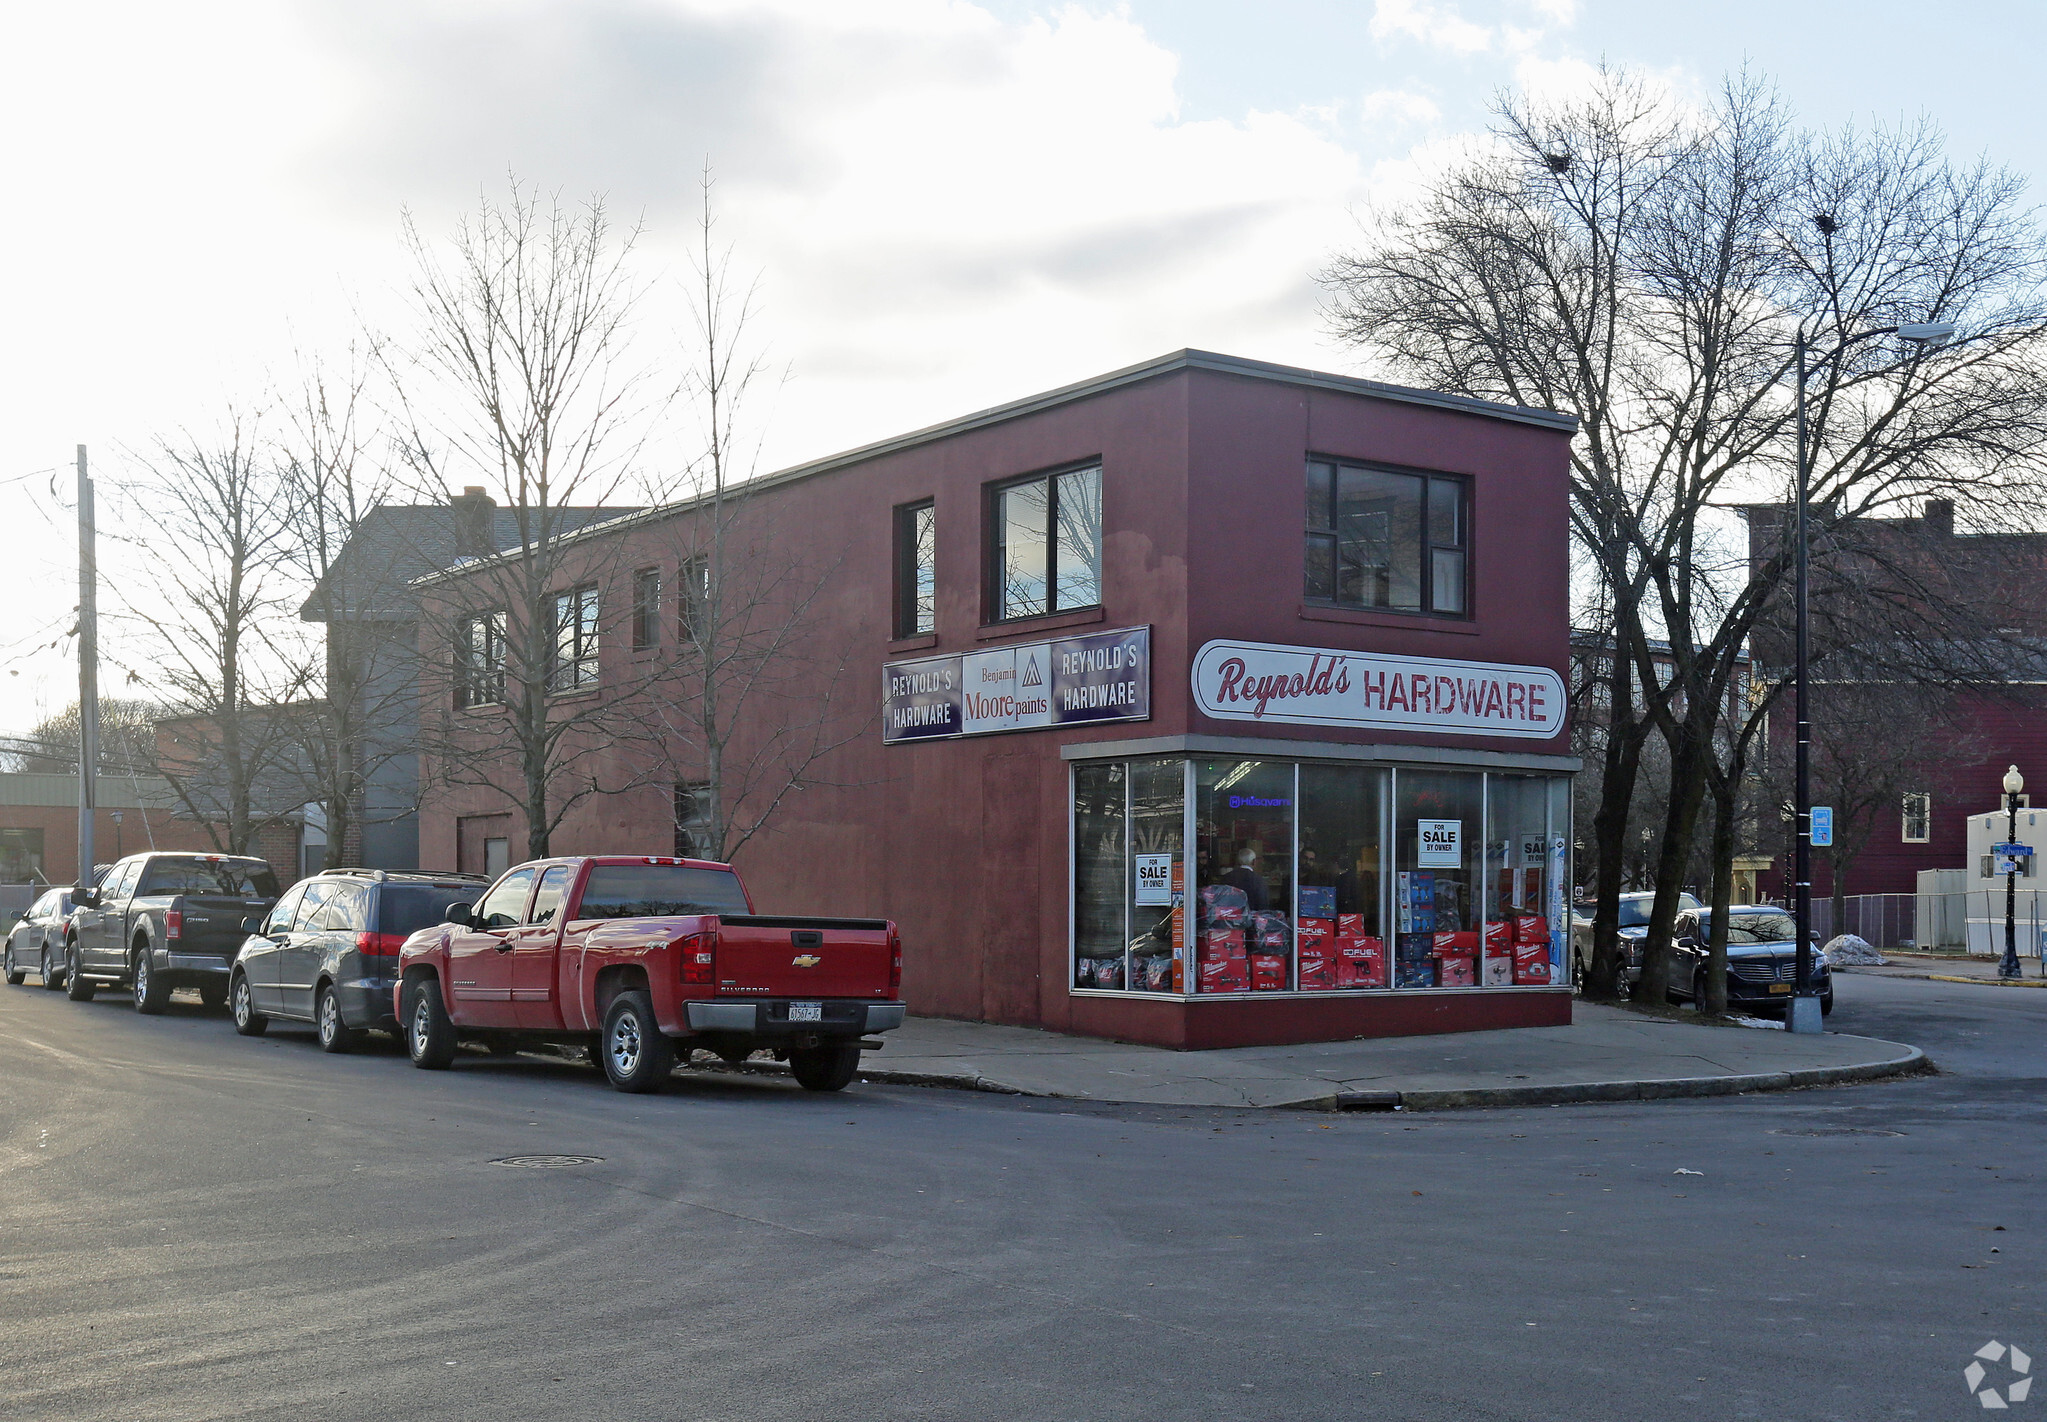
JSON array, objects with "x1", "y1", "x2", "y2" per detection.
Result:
[{"x1": 0, "y1": 971, "x2": 2040, "y2": 1422}]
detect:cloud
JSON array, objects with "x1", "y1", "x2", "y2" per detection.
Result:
[
  {"x1": 1360, "y1": 89, "x2": 1444, "y2": 127},
  {"x1": 1369, "y1": 0, "x2": 1495, "y2": 55}
]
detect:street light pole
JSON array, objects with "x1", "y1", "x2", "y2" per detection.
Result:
[
  {"x1": 2002, "y1": 765, "x2": 2024, "y2": 979},
  {"x1": 1786, "y1": 314, "x2": 1955, "y2": 1033}
]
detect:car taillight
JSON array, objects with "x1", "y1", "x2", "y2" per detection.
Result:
[
  {"x1": 679, "y1": 930, "x2": 716, "y2": 984},
  {"x1": 888, "y1": 928, "x2": 902, "y2": 997},
  {"x1": 165, "y1": 910, "x2": 182, "y2": 941},
  {"x1": 356, "y1": 932, "x2": 408, "y2": 958}
]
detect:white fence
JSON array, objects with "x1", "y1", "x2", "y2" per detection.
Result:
[{"x1": 1804, "y1": 891, "x2": 2047, "y2": 955}]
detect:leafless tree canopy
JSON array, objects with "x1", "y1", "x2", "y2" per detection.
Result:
[{"x1": 1324, "y1": 67, "x2": 2047, "y2": 1001}]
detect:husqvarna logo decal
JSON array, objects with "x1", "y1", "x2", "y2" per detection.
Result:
[{"x1": 792, "y1": 954, "x2": 822, "y2": 968}]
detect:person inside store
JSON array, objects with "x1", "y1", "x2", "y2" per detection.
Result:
[{"x1": 1221, "y1": 847, "x2": 1270, "y2": 910}]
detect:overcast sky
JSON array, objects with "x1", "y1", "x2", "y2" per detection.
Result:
[{"x1": 1, "y1": 0, "x2": 2041, "y2": 734}]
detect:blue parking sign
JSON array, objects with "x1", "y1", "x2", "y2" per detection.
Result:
[{"x1": 1809, "y1": 806, "x2": 1833, "y2": 847}]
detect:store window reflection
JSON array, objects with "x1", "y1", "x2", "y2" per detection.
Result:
[
  {"x1": 1195, "y1": 761, "x2": 1295, "y2": 993},
  {"x1": 1126, "y1": 759, "x2": 1184, "y2": 993},
  {"x1": 1074, "y1": 761, "x2": 1126, "y2": 988},
  {"x1": 1298, "y1": 765, "x2": 1386, "y2": 989},
  {"x1": 1393, "y1": 770, "x2": 1484, "y2": 988}
]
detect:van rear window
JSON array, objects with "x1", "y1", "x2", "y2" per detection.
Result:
[
  {"x1": 575, "y1": 865, "x2": 750, "y2": 919},
  {"x1": 376, "y1": 885, "x2": 484, "y2": 937}
]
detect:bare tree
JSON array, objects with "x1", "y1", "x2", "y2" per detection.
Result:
[
  {"x1": 1324, "y1": 68, "x2": 2047, "y2": 1003},
  {"x1": 630, "y1": 173, "x2": 868, "y2": 863},
  {"x1": 393, "y1": 180, "x2": 651, "y2": 858},
  {"x1": 2, "y1": 697, "x2": 163, "y2": 775},
  {"x1": 123, "y1": 414, "x2": 314, "y2": 855}
]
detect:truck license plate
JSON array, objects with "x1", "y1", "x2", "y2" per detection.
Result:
[
  {"x1": 789, "y1": 1001, "x2": 822, "y2": 1022},
  {"x1": 1768, "y1": 983, "x2": 1792, "y2": 994}
]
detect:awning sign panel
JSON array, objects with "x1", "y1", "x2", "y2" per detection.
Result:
[
  {"x1": 885, "y1": 626, "x2": 1150, "y2": 745},
  {"x1": 1191, "y1": 639, "x2": 1565, "y2": 740}
]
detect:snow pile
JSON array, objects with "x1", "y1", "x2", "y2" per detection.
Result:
[{"x1": 1823, "y1": 934, "x2": 1887, "y2": 966}]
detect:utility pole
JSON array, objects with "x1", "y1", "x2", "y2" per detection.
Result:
[{"x1": 77, "y1": 444, "x2": 98, "y2": 892}]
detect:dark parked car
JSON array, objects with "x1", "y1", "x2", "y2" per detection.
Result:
[
  {"x1": 5, "y1": 888, "x2": 74, "y2": 989},
  {"x1": 1671, "y1": 906, "x2": 1833, "y2": 1016},
  {"x1": 65, "y1": 852, "x2": 281, "y2": 1011},
  {"x1": 230, "y1": 869, "x2": 488, "y2": 1051},
  {"x1": 1570, "y1": 890, "x2": 1705, "y2": 989}
]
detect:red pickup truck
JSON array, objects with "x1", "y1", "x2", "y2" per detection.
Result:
[{"x1": 393, "y1": 855, "x2": 903, "y2": 1094}]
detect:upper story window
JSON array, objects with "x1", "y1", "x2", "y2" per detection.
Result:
[
  {"x1": 549, "y1": 584, "x2": 600, "y2": 693},
  {"x1": 990, "y1": 464, "x2": 1101, "y2": 622},
  {"x1": 455, "y1": 610, "x2": 506, "y2": 708},
  {"x1": 677, "y1": 557, "x2": 709, "y2": 644},
  {"x1": 1902, "y1": 792, "x2": 1931, "y2": 843},
  {"x1": 1305, "y1": 460, "x2": 1468, "y2": 617},
  {"x1": 894, "y1": 500, "x2": 936, "y2": 637},
  {"x1": 632, "y1": 568, "x2": 662, "y2": 650}
]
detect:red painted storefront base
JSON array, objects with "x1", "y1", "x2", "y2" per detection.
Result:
[{"x1": 1061, "y1": 988, "x2": 1573, "y2": 1050}]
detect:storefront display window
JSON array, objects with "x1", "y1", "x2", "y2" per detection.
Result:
[
  {"x1": 1072, "y1": 757, "x2": 1568, "y2": 997},
  {"x1": 1393, "y1": 769, "x2": 1484, "y2": 989},
  {"x1": 1298, "y1": 765, "x2": 1386, "y2": 990},
  {"x1": 1194, "y1": 760, "x2": 1296, "y2": 994}
]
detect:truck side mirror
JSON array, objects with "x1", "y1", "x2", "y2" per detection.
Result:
[
  {"x1": 75, "y1": 887, "x2": 98, "y2": 909},
  {"x1": 445, "y1": 902, "x2": 476, "y2": 929}
]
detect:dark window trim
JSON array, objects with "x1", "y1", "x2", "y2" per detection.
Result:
[
  {"x1": 677, "y1": 556, "x2": 708, "y2": 646},
  {"x1": 454, "y1": 608, "x2": 507, "y2": 709},
  {"x1": 893, "y1": 498, "x2": 936, "y2": 639},
  {"x1": 1303, "y1": 455, "x2": 1471, "y2": 620},
  {"x1": 548, "y1": 582, "x2": 601, "y2": 695},
  {"x1": 984, "y1": 459, "x2": 1105, "y2": 624}
]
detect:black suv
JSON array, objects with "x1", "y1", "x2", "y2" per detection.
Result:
[{"x1": 229, "y1": 869, "x2": 487, "y2": 1051}]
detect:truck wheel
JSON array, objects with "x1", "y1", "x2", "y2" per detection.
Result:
[
  {"x1": 407, "y1": 980, "x2": 457, "y2": 1070},
  {"x1": 317, "y1": 984, "x2": 359, "y2": 1054},
  {"x1": 788, "y1": 1043, "x2": 862, "y2": 1092},
  {"x1": 65, "y1": 943, "x2": 95, "y2": 1001},
  {"x1": 600, "y1": 991, "x2": 673, "y2": 1093},
  {"x1": 230, "y1": 970, "x2": 268, "y2": 1036},
  {"x1": 133, "y1": 947, "x2": 172, "y2": 1014}
]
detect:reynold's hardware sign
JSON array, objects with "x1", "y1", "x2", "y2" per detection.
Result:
[
  {"x1": 1191, "y1": 639, "x2": 1565, "y2": 739},
  {"x1": 884, "y1": 626, "x2": 1151, "y2": 744}
]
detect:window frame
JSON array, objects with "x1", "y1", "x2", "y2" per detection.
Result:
[
  {"x1": 1901, "y1": 792, "x2": 1931, "y2": 843},
  {"x1": 455, "y1": 609, "x2": 506, "y2": 709},
  {"x1": 1303, "y1": 458, "x2": 1471, "y2": 619},
  {"x1": 631, "y1": 567, "x2": 662, "y2": 650},
  {"x1": 893, "y1": 499, "x2": 936, "y2": 638},
  {"x1": 674, "y1": 781, "x2": 713, "y2": 860},
  {"x1": 548, "y1": 583, "x2": 601, "y2": 694},
  {"x1": 677, "y1": 557, "x2": 709, "y2": 645},
  {"x1": 985, "y1": 462, "x2": 1104, "y2": 624}
]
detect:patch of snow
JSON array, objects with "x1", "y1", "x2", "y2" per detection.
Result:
[{"x1": 1824, "y1": 934, "x2": 1887, "y2": 966}]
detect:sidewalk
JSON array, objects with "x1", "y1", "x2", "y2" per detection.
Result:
[
  {"x1": 841, "y1": 1003, "x2": 1926, "y2": 1110},
  {"x1": 1837, "y1": 951, "x2": 2047, "y2": 988}
]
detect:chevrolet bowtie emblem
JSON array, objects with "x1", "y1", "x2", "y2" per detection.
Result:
[{"x1": 792, "y1": 954, "x2": 822, "y2": 968}]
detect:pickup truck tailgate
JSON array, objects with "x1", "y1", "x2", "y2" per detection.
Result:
[
  {"x1": 713, "y1": 915, "x2": 894, "y2": 998},
  {"x1": 176, "y1": 894, "x2": 274, "y2": 956}
]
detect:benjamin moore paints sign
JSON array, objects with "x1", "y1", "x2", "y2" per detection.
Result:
[
  {"x1": 1191, "y1": 639, "x2": 1566, "y2": 740},
  {"x1": 884, "y1": 625, "x2": 1151, "y2": 745}
]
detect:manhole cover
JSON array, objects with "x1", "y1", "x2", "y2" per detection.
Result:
[
  {"x1": 1768, "y1": 1127, "x2": 1906, "y2": 1138},
  {"x1": 490, "y1": 1154, "x2": 604, "y2": 1168}
]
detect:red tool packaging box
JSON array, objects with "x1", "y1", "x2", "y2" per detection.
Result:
[
  {"x1": 1250, "y1": 953, "x2": 1289, "y2": 991},
  {"x1": 1437, "y1": 954, "x2": 1477, "y2": 988}
]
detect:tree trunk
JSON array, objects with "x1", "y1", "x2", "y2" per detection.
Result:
[{"x1": 1704, "y1": 781, "x2": 1735, "y2": 1015}]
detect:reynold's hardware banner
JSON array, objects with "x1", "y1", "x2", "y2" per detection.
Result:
[
  {"x1": 884, "y1": 626, "x2": 1151, "y2": 744},
  {"x1": 1191, "y1": 639, "x2": 1565, "y2": 739}
]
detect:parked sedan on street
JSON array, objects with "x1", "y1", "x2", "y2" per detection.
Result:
[
  {"x1": 1670, "y1": 906, "x2": 1833, "y2": 1016},
  {"x1": 4, "y1": 888, "x2": 74, "y2": 989},
  {"x1": 230, "y1": 869, "x2": 488, "y2": 1051},
  {"x1": 1570, "y1": 890, "x2": 1705, "y2": 990}
]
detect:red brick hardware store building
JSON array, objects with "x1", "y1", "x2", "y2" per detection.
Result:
[{"x1": 416, "y1": 352, "x2": 1578, "y2": 1048}]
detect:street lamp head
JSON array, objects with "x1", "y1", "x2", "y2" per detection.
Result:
[
  {"x1": 2005, "y1": 764, "x2": 2025, "y2": 797},
  {"x1": 1898, "y1": 321, "x2": 1956, "y2": 348}
]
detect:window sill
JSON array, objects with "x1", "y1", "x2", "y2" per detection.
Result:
[
  {"x1": 547, "y1": 687, "x2": 601, "y2": 705},
  {"x1": 978, "y1": 605, "x2": 1106, "y2": 641},
  {"x1": 888, "y1": 633, "x2": 939, "y2": 654},
  {"x1": 1298, "y1": 603, "x2": 1479, "y2": 635}
]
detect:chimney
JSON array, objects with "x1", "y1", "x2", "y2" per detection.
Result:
[
  {"x1": 1924, "y1": 498, "x2": 1954, "y2": 538},
  {"x1": 450, "y1": 486, "x2": 495, "y2": 556}
]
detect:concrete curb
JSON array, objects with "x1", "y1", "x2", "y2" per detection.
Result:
[{"x1": 1927, "y1": 974, "x2": 2047, "y2": 989}]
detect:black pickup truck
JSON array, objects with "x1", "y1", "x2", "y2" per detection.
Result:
[{"x1": 65, "y1": 852, "x2": 281, "y2": 1013}]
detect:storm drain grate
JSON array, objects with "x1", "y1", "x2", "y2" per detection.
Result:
[
  {"x1": 490, "y1": 1154, "x2": 605, "y2": 1168},
  {"x1": 1768, "y1": 1127, "x2": 1905, "y2": 1138}
]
